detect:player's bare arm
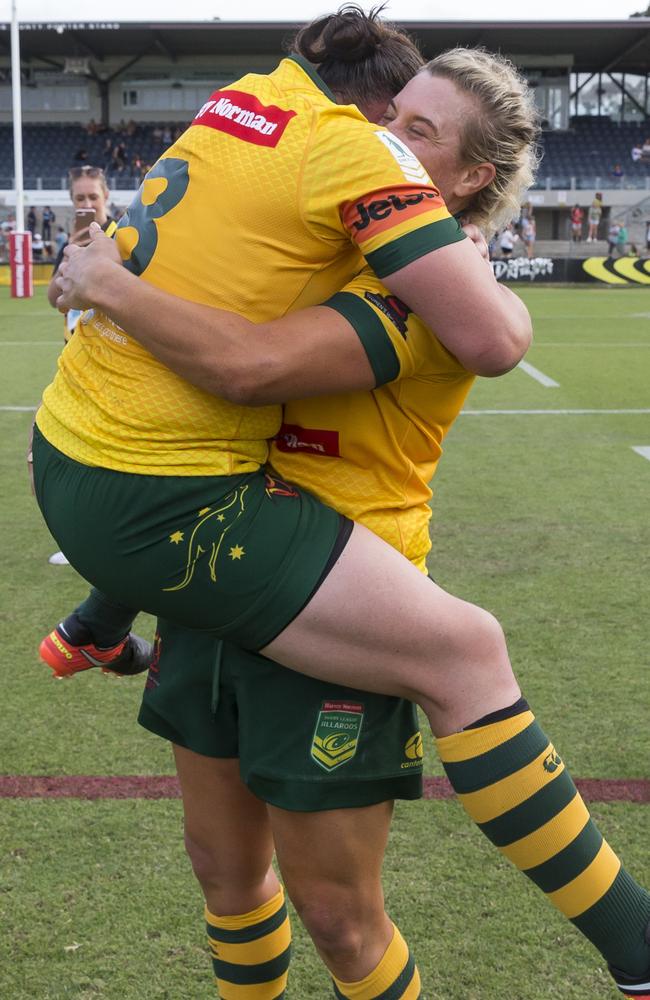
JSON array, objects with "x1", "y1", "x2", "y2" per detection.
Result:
[
  {"x1": 56, "y1": 227, "x2": 376, "y2": 405},
  {"x1": 381, "y1": 239, "x2": 532, "y2": 377}
]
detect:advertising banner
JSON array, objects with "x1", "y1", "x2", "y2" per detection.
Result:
[
  {"x1": 9, "y1": 232, "x2": 33, "y2": 298},
  {"x1": 492, "y1": 256, "x2": 650, "y2": 285}
]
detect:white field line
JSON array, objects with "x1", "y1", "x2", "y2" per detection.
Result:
[
  {"x1": 3, "y1": 406, "x2": 650, "y2": 417},
  {"x1": 517, "y1": 360, "x2": 560, "y2": 387},
  {"x1": 632, "y1": 446, "x2": 650, "y2": 462},
  {"x1": 534, "y1": 343, "x2": 650, "y2": 348},
  {"x1": 461, "y1": 409, "x2": 650, "y2": 415}
]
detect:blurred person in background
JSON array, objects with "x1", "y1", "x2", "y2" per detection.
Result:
[
  {"x1": 42, "y1": 206, "x2": 55, "y2": 242},
  {"x1": 521, "y1": 207, "x2": 536, "y2": 258},
  {"x1": 570, "y1": 203, "x2": 583, "y2": 242},
  {"x1": 54, "y1": 226, "x2": 68, "y2": 256},
  {"x1": 499, "y1": 222, "x2": 516, "y2": 257},
  {"x1": 31, "y1": 232, "x2": 44, "y2": 261},
  {"x1": 607, "y1": 219, "x2": 620, "y2": 257},
  {"x1": 587, "y1": 192, "x2": 603, "y2": 242},
  {"x1": 47, "y1": 165, "x2": 112, "y2": 333},
  {"x1": 43, "y1": 166, "x2": 112, "y2": 567}
]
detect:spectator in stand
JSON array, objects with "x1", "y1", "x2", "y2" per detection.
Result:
[
  {"x1": 47, "y1": 166, "x2": 112, "y2": 329},
  {"x1": 616, "y1": 222, "x2": 628, "y2": 257},
  {"x1": 162, "y1": 125, "x2": 172, "y2": 145},
  {"x1": 131, "y1": 154, "x2": 145, "y2": 181},
  {"x1": 152, "y1": 124, "x2": 163, "y2": 144},
  {"x1": 521, "y1": 209, "x2": 536, "y2": 259},
  {"x1": 173, "y1": 124, "x2": 183, "y2": 141},
  {"x1": 73, "y1": 147, "x2": 89, "y2": 163},
  {"x1": 498, "y1": 222, "x2": 516, "y2": 258},
  {"x1": 54, "y1": 226, "x2": 67, "y2": 256},
  {"x1": 607, "y1": 220, "x2": 620, "y2": 257},
  {"x1": 31, "y1": 232, "x2": 44, "y2": 261},
  {"x1": 26, "y1": 206, "x2": 37, "y2": 236},
  {"x1": 587, "y1": 193, "x2": 603, "y2": 242},
  {"x1": 44, "y1": 165, "x2": 113, "y2": 567},
  {"x1": 642, "y1": 137, "x2": 650, "y2": 162},
  {"x1": 611, "y1": 163, "x2": 625, "y2": 185},
  {"x1": 646, "y1": 220, "x2": 650, "y2": 254},
  {"x1": 85, "y1": 119, "x2": 98, "y2": 136},
  {"x1": 631, "y1": 144, "x2": 643, "y2": 163},
  {"x1": 42, "y1": 206, "x2": 55, "y2": 242},
  {"x1": 570, "y1": 203, "x2": 584, "y2": 242}
]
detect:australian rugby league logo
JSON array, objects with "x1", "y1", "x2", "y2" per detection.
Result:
[
  {"x1": 192, "y1": 90, "x2": 296, "y2": 148},
  {"x1": 311, "y1": 701, "x2": 364, "y2": 772}
]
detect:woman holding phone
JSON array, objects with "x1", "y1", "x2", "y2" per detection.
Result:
[
  {"x1": 43, "y1": 165, "x2": 114, "y2": 565},
  {"x1": 47, "y1": 165, "x2": 113, "y2": 337}
]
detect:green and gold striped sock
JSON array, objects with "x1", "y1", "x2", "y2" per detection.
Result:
[
  {"x1": 331, "y1": 923, "x2": 420, "y2": 999},
  {"x1": 437, "y1": 700, "x2": 650, "y2": 977},
  {"x1": 205, "y1": 888, "x2": 291, "y2": 999}
]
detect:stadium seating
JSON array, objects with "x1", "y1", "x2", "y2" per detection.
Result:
[
  {"x1": 534, "y1": 116, "x2": 650, "y2": 189},
  {"x1": 1, "y1": 117, "x2": 649, "y2": 190},
  {"x1": 0, "y1": 123, "x2": 181, "y2": 188}
]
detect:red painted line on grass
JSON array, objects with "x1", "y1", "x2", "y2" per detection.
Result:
[{"x1": 0, "y1": 775, "x2": 647, "y2": 802}]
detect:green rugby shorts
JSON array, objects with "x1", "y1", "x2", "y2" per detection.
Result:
[
  {"x1": 139, "y1": 619, "x2": 424, "y2": 811},
  {"x1": 32, "y1": 426, "x2": 347, "y2": 650}
]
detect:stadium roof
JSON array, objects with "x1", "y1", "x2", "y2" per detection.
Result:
[{"x1": 1, "y1": 20, "x2": 650, "y2": 75}]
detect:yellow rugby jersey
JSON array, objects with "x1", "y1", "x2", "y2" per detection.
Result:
[
  {"x1": 37, "y1": 56, "x2": 463, "y2": 476},
  {"x1": 271, "y1": 270, "x2": 475, "y2": 572}
]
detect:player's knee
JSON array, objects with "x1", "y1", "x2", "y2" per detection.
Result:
[
  {"x1": 291, "y1": 892, "x2": 369, "y2": 963},
  {"x1": 184, "y1": 829, "x2": 218, "y2": 888},
  {"x1": 470, "y1": 605, "x2": 508, "y2": 663}
]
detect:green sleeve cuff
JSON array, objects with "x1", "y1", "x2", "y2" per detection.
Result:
[
  {"x1": 366, "y1": 216, "x2": 466, "y2": 279},
  {"x1": 323, "y1": 291, "x2": 400, "y2": 386}
]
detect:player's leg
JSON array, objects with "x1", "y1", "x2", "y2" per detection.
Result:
[
  {"x1": 262, "y1": 524, "x2": 650, "y2": 989},
  {"x1": 271, "y1": 801, "x2": 420, "y2": 999},
  {"x1": 231, "y1": 643, "x2": 423, "y2": 997},
  {"x1": 140, "y1": 622, "x2": 292, "y2": 998},
  {"x1": 39, "y1": 587, "x2": 149, "y2": 679},
  {"x1": 175, "y1": 747, "x2": 291, "y2": 999}
]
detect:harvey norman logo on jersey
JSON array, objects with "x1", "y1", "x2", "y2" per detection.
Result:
[{"x1": 193, "y1": 90, "x2": 296, "y2": 147}]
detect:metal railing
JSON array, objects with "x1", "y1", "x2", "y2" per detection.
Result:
[{"x1": 0, "y1": 175, "x2": 142, "y2": 191}]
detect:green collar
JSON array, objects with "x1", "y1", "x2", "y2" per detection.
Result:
[{"x1": 288, "y1": 54, "x2": 337, "y2": 104}]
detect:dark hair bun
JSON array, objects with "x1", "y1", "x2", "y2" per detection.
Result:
[{"x1": 299, "y1": 4, "x2": 386, "y2": 64}]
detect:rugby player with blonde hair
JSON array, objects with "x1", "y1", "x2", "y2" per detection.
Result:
[{"x1": 43, "y1": 21, "x2": 649, "y2": 1000}]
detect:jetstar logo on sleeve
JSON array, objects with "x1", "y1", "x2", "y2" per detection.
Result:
[
  {"x1": 341, "y1": 185, "x2": 444, "y2": 244},
  {"x1": 274, "y1": 423, "x2": 340, "y2": 457},
  {"x1": 192, "y1": 90, "x2": 296, "y2": 148}
]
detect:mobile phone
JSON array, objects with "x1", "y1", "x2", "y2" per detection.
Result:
[{"x1": 74, "y1": 208, "x2": 96, "y2": 232}]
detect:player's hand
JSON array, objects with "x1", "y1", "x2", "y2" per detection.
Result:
[
  {"x1": 462, "y1": 223, "x2": 490, "y2": 262},
  {"x1": 56, "y1": 223, "x2": 121, "y2": 312}
]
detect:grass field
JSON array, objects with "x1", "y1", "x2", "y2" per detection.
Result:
[{"x1": 0, "y1": 286, "x2": 648, "y2": 999}]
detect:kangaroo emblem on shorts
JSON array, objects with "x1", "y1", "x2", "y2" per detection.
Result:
[{"x1": 163, "y1": 485, "x2": 248, "y2": 592}]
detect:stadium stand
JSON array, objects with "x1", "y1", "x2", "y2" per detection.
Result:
[
  {"x1": 0, "y1": 123, "x2": 183, "y2": 189},
  {"x1": 536, "y1": 117, "x2": 650, "y2": 190},
  {"x1": 3, "y1": 118, "x2": 649, "y2": 197},
  {"x1": 1, "y1": 19, "x2": 650, "y2": 255}
]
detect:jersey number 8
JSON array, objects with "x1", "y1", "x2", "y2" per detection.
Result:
[{"x1": 116, "y1": 158, "x2": 190, "y2": 276}]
